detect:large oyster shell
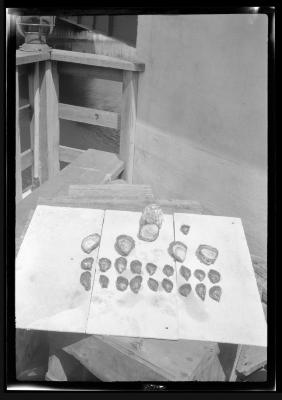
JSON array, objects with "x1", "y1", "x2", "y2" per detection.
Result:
[
  {"x1": 138, "y1": 223, "x2": 159, "y2": 242},
  {"x1": 115, "y1": 235, "x2": 135, "y2": 256},
  {"x1": 168, "y1": 241, "x2": 187, "y2": 262},
  {"x1": 140, "y1": 204, "x2": 163, "y2": 228},
  {"x1": 196, "y1": 245, "x2": 218, "y2": 265}
]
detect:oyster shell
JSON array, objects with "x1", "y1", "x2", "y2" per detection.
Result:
[
  {"x1": 195, "y1": 283, "x2": 206, "y2": 301},
  {"x1": 99, "y1": 274, "x2": 109, "y2": 288},
  {"x1": 138, "y1": 223, "x2": 159, "y2": 242},
  {"x1": 140, "y1": 204, "x2": 163, "y2": 228},
  {"x1": 168, "y1": 241, "x2": 187, "y2": 262},
  {"x1": 162, "y1": 278, "x2": 174, "y2": 293},
  {"x1": 80, "y1": 257, "x2": 94, "y2": 271},
  {"x1": 194, "y1": 269, "x2": 206, "y2": 282},
  {"x1": 209, "y1": 285, "x2": 222, "y2": 302},
  {"x1": 180, "y1": 224, "x2": 190, "y2": 235},
  {"x1": 179, "y1": 265, "x2": 191, "y2": 281},
  {"x1": 114, "y1": 257, "x2": 127, "y2": 274},
  {"x1": 147, "y1": 278, "x2": 159, "y2": 292},
  {"x1": 81, "y1": 233, "x2": 101, "y2": 254},
  {"x1": 208, "y1": 269, "x2": 221, "y2": 284},
  {"x1": 80, "y1": 271, "x2": 91, "y2": 291},
  {"x1": 115, "y1": 235, "x2": 135, "y2": 256},
  {"x1": 146, "y1": 262, "x2": 157, "y2": 276},
  {"x1": 129, "y1": 275, "x2": 143, "y2": 294},
  {"x1": 130, "y1": 260, "x2": 142, "y2": 274},
  {"x1": 116, "y1": 276, "x2": 129, "y2": 291},
  {"x1": 163, "y1": 264, "x2": 174, "y2": 277},
  {"x1": 98, "y1": 258, "x2": 111, "y2": 272},
  {"x1": 178, "y1": 283, "x2": 192, "y2": 297},
  {"x1": 196, "y1": 245, "x2": 218, "y2": 265}
]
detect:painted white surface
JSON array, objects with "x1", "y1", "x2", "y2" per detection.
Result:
[
  {"x1": 86, "y1": 209, "x2": 178, "y2": 339},
  {"x1": 15, "y1": 205, "x2": 105, "y2": 332},
  {"x1": 174, "y1": 213, "x2": 267, "y2": 347}
]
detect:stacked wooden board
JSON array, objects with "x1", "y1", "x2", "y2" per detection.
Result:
[{"x1": 16, "y1": 205, "x2": 267, "y2": 348}]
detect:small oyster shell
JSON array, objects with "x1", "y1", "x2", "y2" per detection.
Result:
[
  {"x1": 146, "y1": 262, "x2": 157, "y2": 276},
  {"x1": 138, "y1": 223, "x2": 159, "y2": 242},
  {"x1": 99, "y1": 275, "x2": 109, "y2": 288},
  {"x1": 180, "y1": 225, "x2": 190, "y2": 235},
  {"x1": 195, "y1": 283, "x2": 206, "y2": 301},
  {"x1": 162, "y1": 278, "x2": 173, "y2": 293},
  {"x1": 209, "y1": 285, "x2": 222, "y2": 302},
  {"x1": 147, "y1": 278, "x2": 159, "y2": 292},
  {"x1": 196, "y1": 245, "x2": 218, "y2": 265},
  {"x1": 115, "y1": 235, "x2": 135, "y2": 256},
  {"x1": 194, "y1": 269, "x2": 206, "y2": 282},
  {"x1": 81, "y1": 234, "x2": 101, "y2": 254},
  {"x1": 163, "y1": 264, "x2": 174, "y2": 277},
  {"x1": 80, "y1": 271, "x2": 91, "y2": 291},
  {"x1": 168, "y1": 241, "x2": 187, "y2": 262},
  {"x1": 116, "y1": 276, "x2": 129, "y2": 291},
  {"x1": 208, "y1": 269, "x2": 221, "y2": 284},
  {"x1": 130, "y1": 260, "x2": 142, "y2": 274},
  {"x1": 114, "y1": 257, "x2": 127, "y2": 274},
  {"x1": 178, "y1": 283, "x2": 192, "y2": 297},
  {"x1": 129, "y1": 275, "x2": 143, "y2": 294},
  {"x1": 80, "y1": 257, "x2": 94, "y2": 271},
  {"x1": 140, "y1": 204, "x2": 163, "y2": 228},
  {"x1": 98, "y1": 258, "x2": 111, "y2": 272},
  {"x1": 180, "y1": 265, "x2": 191, "y2": 281}
]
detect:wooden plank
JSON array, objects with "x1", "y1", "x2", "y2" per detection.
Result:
[
  {"x1": 51, "y1": 49, "x2": 145, "y2": 72},
  {"x1": 18, "y1": 104, "x2": 31, "y2": 112},
  {"x1": 68, "y1": 184, "x2": 153, "y2": 199},
  {"x1": 59, "y1": 145, "x2": 84, "y2": 163},
  {"x1": 120, "y1": 71, "x2": 138, "y2": 183},
  {"x1": 28, "y1": 65, "x2": 35, "y2": 179},
  {"x1": 236, "y1": 345, "x2": 267, "y2": 377},
  {"x1": 33, "y1": 62, "x2": 40, "y2": 184},
  {"x1": 57, "y1": 62, "x2": 123, "y2": 83},
  {"x1": 58, "y1": 103, "x2": 120, "y2": 130},
  {"x1": 45, "y1": 60, "x2": 60, "y2": 178},
  {"x1": 229, "y1": 345, "x2": 243, "y2": 381},
  {"x1": 16, "y1": 67, "x2": 22, "y2": 203},
  {"x1": 21, "y1": 149, "x2": 33, "y2": 171},
  {"x1": 16, "y1": 50, "x2": 50, "y2": 65}
]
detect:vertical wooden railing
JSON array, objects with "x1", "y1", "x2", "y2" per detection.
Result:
[{"x1": 16, "y1": 49, "x2": 145, "y2": 202}]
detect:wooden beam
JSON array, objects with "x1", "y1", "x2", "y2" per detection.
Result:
[
  {"x1": 18, "y1": 104, "x2": 31, "y2": 111},
  {"x1": 59, "y1": 145, "x2": 84, "y2": 163},
  {"x1": 58, "y1": 103, "x2": 120, "y2": 130},
  {"x1": 33, "y1": 62, "x2": 40, "y2": 184},
  {"x1": 16, "y1": 67, "x2": 22, "y2": 203},
  {"x1": 28, "y1": 65, "x2": 35, "y2": 179},
  {"x1": 119, "y1": 71, "x2": 138, "y2": 183},
  {"x1": 51, "y1": 49, "x2": 145, "y2": 72},
  {"x1": 16, "y1": 50, "x2": 50, "y2": 65},
  {"x1": 45, "y1": 60, "x2": 60, "y2": 178},
  {"x1": 21, "y1": 149, "x2": 33, "y2": 171}
]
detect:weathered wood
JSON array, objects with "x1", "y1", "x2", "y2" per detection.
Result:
[
  {"x1": 58, "y1": 103, "x2": 120, "y2": 130},
  {"x1": 120, "y1": 71, "x2": 138, "y2": 182},
  {"x1": 21, "y1": 149, "x2": 33, "y2": 171},
  {"x1": 16, "y1": 50, "x2": 50, "y2": 65},
  {"x1": 236, "y1": 345, "x2": 267, "y2": 377},
  {"x1": 68, "y1": 184, "x2": 153, "y2": 199},
  {"x1": 33, "y1": 62, "x2": 40, "y2": 183},
  {"x1": 51, "y1": 49, "x2": 145, "y2": 72},
  {"x1": 59, "y1": 145, "x2": 84, "y2": 164},
  {"x1": 57, "y1": 62, "x2": 123, "y2": 83},
  {"x1": 229, "y1": 344, "x2": 243, "y2": 382},
  {"x1": 45, "y1": 60, "x2": 60, "y2": 178},
  {"x1": 28, "y1": 66, "x2": 35, "y2": 180},
  {"x1": 16, "y1": 67, "x2": 22, "y2": 203}
]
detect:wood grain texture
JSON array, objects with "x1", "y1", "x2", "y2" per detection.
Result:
[
  {"x1": 57, "y1": 62, "x2": 123, "y2": 83},
  {"x1": 236, "y1": 345, "x2": 267, "y2": 376},
  {"x1": 45, "y1": 60, "x2": 60, "y2": 178},
  {"x1": 58, "y1": 103, "x2": 120, "y2": 130},
  {"x1": 16, "y1": 50, "x2": 50, "y2": 65},
  {"x1": 16, "y1": 67, "x2": 22, "y2": 203},
  {"x1": 120, "y1": 71, "x2": 138, "y2": 182},
  {"x1": 51, "y1": 49, "x2": 145, "y2": 72}
]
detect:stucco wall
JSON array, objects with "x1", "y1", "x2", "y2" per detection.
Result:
[{"x1": 134, "y1": 14, "x2": 267, "y2": 259}]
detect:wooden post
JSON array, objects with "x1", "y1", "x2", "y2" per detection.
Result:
[
  {"x1": 45, "y1": 60, "x2": 60, "y2": 178},
  {"x1": 16, "y1": 67, "x2": 22, "y2": 203},
  {"x1": 120, "y1": 71, "x2": 138, "y2": 183}
]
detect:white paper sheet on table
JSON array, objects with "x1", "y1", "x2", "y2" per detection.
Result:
[
  {"x1": 174, "y1": 213, "x2": 267, "y2": 347},
  {"x1": 86, "y1": 209, "x2": 178, "y2": 339},
  {"x1": 16, "y1": 205, "x2": 105, "y2": 332}
]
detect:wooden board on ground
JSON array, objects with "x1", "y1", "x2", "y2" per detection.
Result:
[
  {"x1": 16, "y1": 205, "x2": 105, "y2": 332},
  {"x1": 174, "y1": 213, "x2": 267, "y2": 347},
  {"x1": 86, "y1": 210, "x2": 178, "y2": 339}
]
